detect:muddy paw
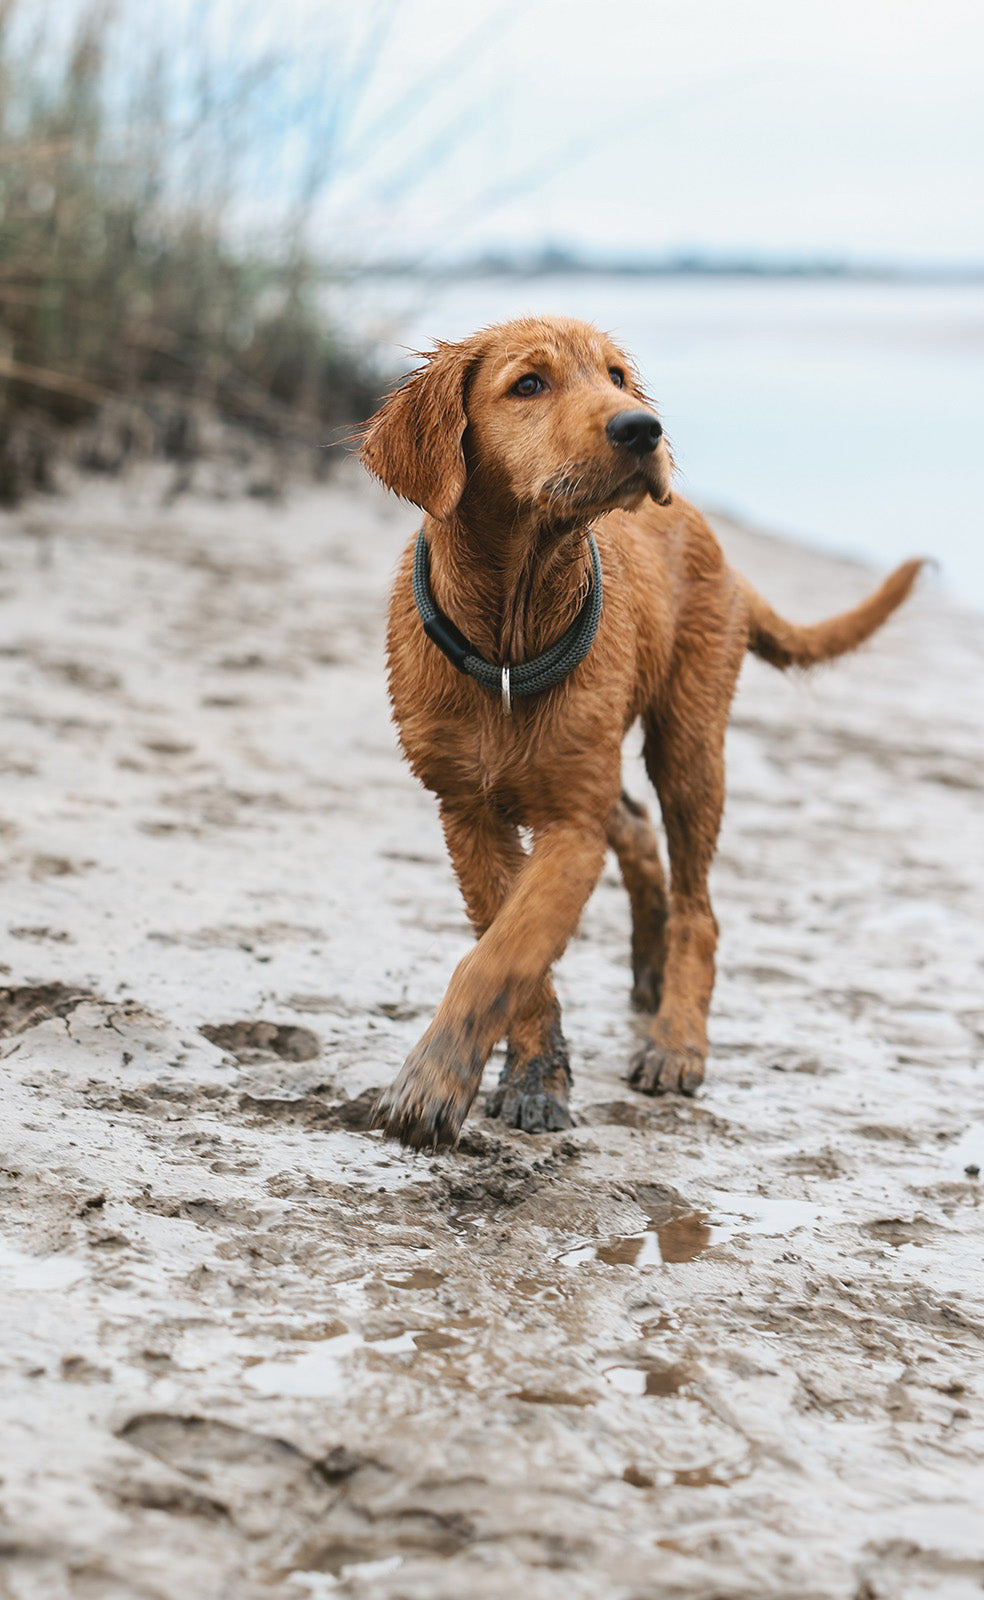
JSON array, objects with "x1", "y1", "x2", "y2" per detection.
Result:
[
  {"x1": 485, "y1": 1055, "x2": 573, "y2": 1134},
  {"x1": 629, "y1": 1038, "x2": 704, "y2": 1096},
  {"x1": 371, "y1": 1034, "x2": 481, "y2": 1149}
]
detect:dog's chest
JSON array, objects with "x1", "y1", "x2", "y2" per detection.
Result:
[{"x1": 398, "y1": 694, "x2": 586, "y2": 817}]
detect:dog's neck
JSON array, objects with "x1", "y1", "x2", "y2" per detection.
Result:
[{"x1": 424, "y1": 501, "x2": 594, "y2": 667}]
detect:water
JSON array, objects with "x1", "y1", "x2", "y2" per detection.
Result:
[
  {"x1": 556, "y1": 1192, "x2": 831, "y2": 1274},
  {"x1": 244, "y1": 1328, "x2": 419, "y2": 1398},
  {"x1": 347, "y1": 274, "x2": 984, "y2": 609}
]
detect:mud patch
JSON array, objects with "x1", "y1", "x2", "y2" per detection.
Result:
[
  {"x1": 236, "y1": 1085, "x2": 379, "y2": 1131},
  {"x1": 509, "y1": 1387, "x2": 595, "y2": 1407},
  {"x1": 0, "y1": 982, "x2": 95, "y2": 1037},
  {"x1": 200, "y1": 1020, "x2": 320, "y2": 1062}
]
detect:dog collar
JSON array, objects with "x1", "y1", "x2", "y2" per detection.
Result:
[{"x1": 411, "y1": 529, "x2": 603, "y2": 712}]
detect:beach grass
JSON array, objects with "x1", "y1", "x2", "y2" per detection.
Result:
[{"x1": 0, "y1": 0, "x2": 381, "y2": 501}]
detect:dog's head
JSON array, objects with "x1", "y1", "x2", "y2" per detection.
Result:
[{"x1": 360, "y1": 316, "x2": 673, "y2": 525}]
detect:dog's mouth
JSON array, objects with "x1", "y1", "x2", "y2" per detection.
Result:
[{"x1": 537, "y1": 458, "x2": 666, "y2": 515}]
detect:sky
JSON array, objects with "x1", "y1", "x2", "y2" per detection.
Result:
[
  {"x1": 28, "y1": 0, "x2": 984, "y2": 266},
  {"x1": 306, "y1": 0, "x2": 984, "y2": 267}
]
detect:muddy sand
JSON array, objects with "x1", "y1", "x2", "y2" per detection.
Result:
[{"x1": 1, "y1": 468, "x2": 982, "y2": 1600}]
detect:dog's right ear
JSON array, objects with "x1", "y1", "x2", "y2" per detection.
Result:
[{"x1": 360, "y1": 340, "x2": 476, "y2": 521}]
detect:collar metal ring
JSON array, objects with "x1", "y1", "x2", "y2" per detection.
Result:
[{"x1": 501, "y1": 664, "x2": 512, "y2": 715}]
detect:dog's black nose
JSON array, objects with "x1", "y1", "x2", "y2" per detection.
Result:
[{"x1": 606, "y1": 410, "x2": 663, "y2": 456}]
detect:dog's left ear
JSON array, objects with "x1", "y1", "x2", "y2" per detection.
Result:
[{"x1": 360, "y1": 340, "x2": 476, "y2": 521}]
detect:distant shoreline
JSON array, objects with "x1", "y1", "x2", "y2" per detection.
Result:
[{"x1": 344, "y1": 253, "x2": 984, "y2": 285}]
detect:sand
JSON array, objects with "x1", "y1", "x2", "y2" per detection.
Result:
[{"x1": 1, "y1": 465, "x2": 982, "y2": 1600}]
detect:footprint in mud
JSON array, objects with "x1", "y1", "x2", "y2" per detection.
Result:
[
  {"x1": 117, "y1": 1414, "x2": 346, "y2": 1538},
  {"x1": 199, "y1": 1020, "x2": 320, "y2": 1062},
  {"x1": 861, "y1": 1215, "x2": 939, "y2": 1247},
  {"x1": 581, "y1": 1100, "x2": 657, "y2": 1129},
  {"x1": 289, "y1": 1510, "x2": 473, "y2": 1580},
  {"x1": 236, "y1": 1085, "x2": 379, "y2": 1132},
  {"x1": 120, "y1": 1414, "x2": 470, "y2": 1580},
  {"x1": 0, "y1": 981, "x2": 95, "y2": 1037},
  {"x1": 29, "y1": 854, "x2": 86, "y2": 880}
]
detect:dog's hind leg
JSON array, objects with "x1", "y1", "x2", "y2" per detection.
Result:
[
  {"x1": 607, "y1": 791, "x2": 668, "y2": 1012},
  {"x1": 629, "y1": 721, "x2": 722, "y2": 1096},
  {"x1": 373, "y1": 813, "x2": 607, "y2": 1147},
  {"x1": 630, "y1": 631, "x2": 740, "y2": 1095}
]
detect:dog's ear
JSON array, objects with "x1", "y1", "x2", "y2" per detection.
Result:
[{"x1": 360, "y1": 340, "x2": 476, "y2": 521}]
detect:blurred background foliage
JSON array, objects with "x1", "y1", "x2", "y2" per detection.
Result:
[{"x1": 0, "y1": 0, "x2": 398, "y2": 502}]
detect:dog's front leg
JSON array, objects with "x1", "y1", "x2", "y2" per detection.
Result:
[
  {"x1": 434, "y1": 804, "x2": 574, "y2": 1134},
  {"x1": 374, "y1": 819, "x2": 607, "y2": 1147}
]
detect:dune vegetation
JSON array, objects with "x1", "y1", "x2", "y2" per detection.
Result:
[{"x1": 0, "y1": 0, "x2": 383, "y2": 502}]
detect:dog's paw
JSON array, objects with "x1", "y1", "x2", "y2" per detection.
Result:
[
  {"x1": 485, "y1": 1054, "x2": 573, "y2": 1134},
  {"x1": 629, "y1": 1037, "x2": 704, "y2": 1096},
  {"x1": 371, "y1": 1033, "x2": 481, "y2": 1149},
  {"x1": 485, "y1": 1082, "x2": 573, "y2": 1134}
]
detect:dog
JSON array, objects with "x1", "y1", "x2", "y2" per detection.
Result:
[{"x1": 360, "y1": 315, "x2": 921, "y2": 1148}]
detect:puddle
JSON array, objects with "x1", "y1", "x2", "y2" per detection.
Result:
[
  {"x1": 244, "y1": 1328, "x2": 421, "y2": 1398},
  {"x1": 709, "y1": 1194, "x2": 827, "y2": 1239},
  {"x1": 604, "y1": 1361, "x2": 691, "y2": 1398},
  {"x1": 515, "y1": 1276, "x2": 568, "y2": 1301},
  {"x1": 383, "y1": 1268, "x2": 445, "y2": 1290},
  {"x1": 557, "y1": 1243, "x2": 598, "y2": 1265},
  {"x1": 560, "y1": 1211, "x2": 715, "y2": 1268},
  {"x1": 412, "y1": 1330, "x2": 459, "y2": 1351},
  {"x1": 561, "y1": 1193, "x2": 827, "y2": 1272},
  {"x1": 597, "y1": 1233, "x2": 664, "y2": 1267},
  {"x1": 0, "y1": 1238, "x2": 86, "y2": 1292},
  {"x1": 244, "y1": 1332, "x2": 361, "y2": 1397},
  {"x1": 242, "y1": 1316, "x2": 470, "y2": 1397},
  {"x1": 656, "y1": 1212, "x2": 714, "y2": 1262},
  {"x1": 604, "y1": 1360, "x2": 691, "y2": 1398}
]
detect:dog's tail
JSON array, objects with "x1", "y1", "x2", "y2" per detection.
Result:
[{"x1": 741, "y1": 558, "x2": 924, "y2": 670}]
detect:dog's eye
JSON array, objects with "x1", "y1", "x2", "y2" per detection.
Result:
[
  {"x1": 609, "y1": 368, "x2": 625, "y2": 389},
  {"x1": 511, "y1": 374, "x2": 544, "y2": 397}
]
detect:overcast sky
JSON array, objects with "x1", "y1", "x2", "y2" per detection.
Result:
[{"x1": 304, "y1": 0, "x2": 984, "y2": 265}]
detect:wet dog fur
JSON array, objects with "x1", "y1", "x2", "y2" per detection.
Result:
[{"x1": 360, "y1": 315, "x2": 922, "y2": 1148}]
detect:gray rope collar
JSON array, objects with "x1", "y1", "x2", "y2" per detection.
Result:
[{"x1": 412, "y1": 529, "x2": 603, "y2": 712}]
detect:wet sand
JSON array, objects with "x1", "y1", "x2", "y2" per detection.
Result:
[{"x1": 1, "y1": 468, "x2": 983, "y2": 1599}]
